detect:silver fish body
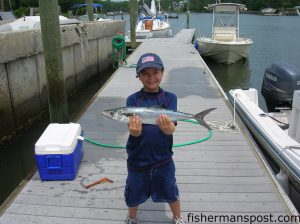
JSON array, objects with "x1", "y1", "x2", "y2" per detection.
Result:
[{"x1": 102, "y1": 106, "x2": 216, "y2": 130}]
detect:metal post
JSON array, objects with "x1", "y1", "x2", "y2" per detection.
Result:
[
  {"x1": 212, "y1": 7, "x2": 215, "y2": 38},
  {"x1": 237, "y1": 7, "x2": 240, "y2": 39},
  {"x1": 1, "y1": 0, "x2": 4, "y2": 11},
  {"x1": 130, "y1": 0, "x2": 137, "y2": 49},
  {"x1": 186, "y1": 0, "x2": 190, "y2": 29},
  {"x1": 39, "y1": 0, "x2": 69, "y2": 123},
  {"x1": 87, "y1": 0, "x2": 94, "y2": 21}
]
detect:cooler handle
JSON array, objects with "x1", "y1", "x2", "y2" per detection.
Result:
[{"x1": 46, "y1": 155, "x2": 62, "y2": 169}]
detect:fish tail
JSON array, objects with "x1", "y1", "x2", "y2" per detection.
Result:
[{"x1": 194, "y1": 108, "x2": 216, "y2": 130}]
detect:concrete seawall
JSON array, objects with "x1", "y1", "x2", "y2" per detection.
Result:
[{"x1": 0, "y1": 20, "x2": 125, "y2": 140}]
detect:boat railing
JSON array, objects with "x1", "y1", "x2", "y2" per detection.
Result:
[
  {"x1": 237, "y1": 33, "x2": 253, "y2": 41},
  {"x1": 199, "y1": 32, "x2": 252, "y2": 42}
]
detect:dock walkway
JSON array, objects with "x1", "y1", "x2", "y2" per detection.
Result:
[{"x1": 0, "y1": 29, "x2": 296, "y2": 224}]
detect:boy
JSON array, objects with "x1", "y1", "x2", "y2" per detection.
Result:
[{"x1": 125, "y1": 53, "x2": 185, "y2": 224}]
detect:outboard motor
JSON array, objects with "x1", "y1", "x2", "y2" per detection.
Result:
[{"x1": 261, "y1": 62, "x2": 300, "y2": 112}]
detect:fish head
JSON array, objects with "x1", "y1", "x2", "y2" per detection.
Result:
[
  {"x1": 102, "y1": 108, "x2": 130, "y2": 122},
  {"x1": 102, "y1": 108, "x2": 120, "y2": 120}
]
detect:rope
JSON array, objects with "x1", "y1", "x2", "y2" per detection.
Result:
[
  {"x1": 207, "y1": 121, "x2": 240, "y2": 134},
  {"x1": 201, "y1": 94, "x2": 240, "y2": 134},
  {"x1": 112, "y1": 34, "x2": 127, "y2": 69},
  {"x1": 120, "y1": 63, "x2": 137, "y2": 68},
  {"x1": 75, "y1": 24, "x2": 89, "y2": 61},
  {"x1": 83, "y1": 119, "x2": 212, "y2": 149}
]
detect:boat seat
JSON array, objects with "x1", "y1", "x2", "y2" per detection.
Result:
[{"x1": 213, "y1": 33, "x2": 236, "y2": 42}]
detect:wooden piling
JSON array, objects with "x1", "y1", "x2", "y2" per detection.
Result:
[
  {"x1": 87, "y1": 0, "x2": 94, "y2": 21},
  {"x1": 39, "y1": 0, "x2": 69, "y2": 123},
  {"x1": 186, "y1": 0, "x2": 190, "y2": 29},
  {"x1": 0, "y1": 0, "x2": 4, "y2": 11},
  {"x1": 129, "y1": 0, "x2": 137, "y2": 49}
]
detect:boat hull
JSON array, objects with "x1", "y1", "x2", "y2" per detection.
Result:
[
  {"x1": 196, "y1": 38, "x2": 252, "y2": 64},
  {"x1": 135, "y1": 19, "x2": 171, "y2": 39},
  {"x1": 135, "y1": 27, "x2": 171, "y2": 39},
  {"x1": 228, "y1": 89, "x2": 300, "y2": 193}
]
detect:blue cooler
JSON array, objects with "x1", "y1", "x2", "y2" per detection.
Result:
[{"x1": 35, "y1": 123, "x2": 83, "y2": 181}]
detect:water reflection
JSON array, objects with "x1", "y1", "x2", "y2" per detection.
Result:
[
  {"x1": 0, "y1": 70, "x2": 113, "y2": 206},
  {"x1": 205, "y1": 58, "x2": 251, "y2": 92}
]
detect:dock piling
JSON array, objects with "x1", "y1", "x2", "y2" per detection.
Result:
[
  {"x1": 0, "y1": 0, "x2": 4, "y2": 11},
  {"x1": 87, "y1": 0, "x2": 94, "y2": 21},
  {"x1": 129, "y1": 0, "x2": 137, "y2": 49},
  {"x1": 39, "y1": 0, "x2": 69, "y2": 123},
  {"x1": 186, "y1": 0, "x2": 190, "y2": 29}
]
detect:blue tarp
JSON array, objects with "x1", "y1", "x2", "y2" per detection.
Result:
[
  {"x1": 0, "y1": 11, "x2": 16, "y2": 20},
  {"x1": 70, "y1": 3, "x2": 103, "y2": 9}
]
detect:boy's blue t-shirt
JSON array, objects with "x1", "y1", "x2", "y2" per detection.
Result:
[{"x1": 126, "y1": 88, "x2": 177, "y2": 169}]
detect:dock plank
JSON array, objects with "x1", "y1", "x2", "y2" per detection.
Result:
[{"x1": 0, "y1": 29, "x2": 295, "y2": 224}]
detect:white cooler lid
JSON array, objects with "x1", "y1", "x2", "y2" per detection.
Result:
[{"x1": 35, "y1": 123, "x2": 81, "y2": 155}]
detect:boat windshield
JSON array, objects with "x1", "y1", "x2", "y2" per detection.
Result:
[{"x1": 213, "y1": 9, "x2": 238, "y2": 28}]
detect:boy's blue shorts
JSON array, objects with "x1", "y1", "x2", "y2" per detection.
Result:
[{"x1": 125, "y1": 160, "x2": 179, "y2": 207}]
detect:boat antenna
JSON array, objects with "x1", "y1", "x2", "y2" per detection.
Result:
[
  {"x1": 157, "y1": 0, "x2": 161, "y2": 12},
  {"x1": 9, "y1": 0, "x2": 13, "y2": 12}
]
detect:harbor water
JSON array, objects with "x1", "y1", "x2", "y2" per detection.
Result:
[
  {"x1": 126, "y1": 13, "x2": 300, "y2": 110},
  {"x1": 1, "y1": 13, "x2": 300, "y2": 208}
]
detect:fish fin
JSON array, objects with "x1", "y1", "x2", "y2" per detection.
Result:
[{"x1": 194, "y1": 108, "x2": 216, "y2": 130}]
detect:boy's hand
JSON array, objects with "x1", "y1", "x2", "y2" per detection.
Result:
[
  {"x1": 157, "y1": 114, "x2": 176, "y2": 135},
  {"x1": 128, "y1": 114, "x2": 142, "y2": 137}
]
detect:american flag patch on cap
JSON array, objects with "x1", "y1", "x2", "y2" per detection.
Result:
[{"x1": 142, "y1": 56, "x2": 155, "y2": 63}]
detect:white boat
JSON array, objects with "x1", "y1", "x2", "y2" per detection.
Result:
[
  {"x1": 195, "y1": 3, "x2": 252, "y2": 64},
  {"x1": 0, "y1": 16, "x2": 80, "y2": 32},
  {"x1": 228, "y1": 88, "x2": 300, "y2": 195},
  {"x1": 261, "y1": 7, "x2": 278, "y2": 16},
  {"x1": 295, "y1": 6, "x2": 300, "y2": 16},
  {"x1": 135, "y1": 0, "x2": 171, "y2": 39}
]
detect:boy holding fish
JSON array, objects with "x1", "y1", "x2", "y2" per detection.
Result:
[{"x1": 124, "y1": 53, "x2": 185, "y2": 224}]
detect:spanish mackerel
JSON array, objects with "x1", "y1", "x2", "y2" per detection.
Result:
[{"x1": 102, "y1": 107, "x2": 216, "y2": 130}]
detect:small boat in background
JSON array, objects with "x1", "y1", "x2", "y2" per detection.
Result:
[
  {"x1": 134, "y1": 0, "x2": 171, "y2": 39},
  {"x1": 0, "y1": 11, "x2": 16, "y2": 24},
  {"x1": 261, "y1": 7, "x2": 279, "y2": 16},
  {"x1": 0, "y1": 15, "x2": 80, "y2": 32},
  {"x1": 194, "y1": 3, "x2": 252, "y2": 64},
  {"x1": 295, "y1": 6, "x2": 300, "y2": 16}
]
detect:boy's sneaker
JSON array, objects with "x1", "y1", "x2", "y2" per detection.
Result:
[
  {"x1": 172, "y1": 216, "x2": 186, "y2": 224},
  {"x1": 125, "y1": 216, "x2": 139, "y2": 224}
]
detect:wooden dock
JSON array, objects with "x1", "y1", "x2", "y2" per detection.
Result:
[{"x1": 0, "y1": 29, "x2": 298, "y2": 224}]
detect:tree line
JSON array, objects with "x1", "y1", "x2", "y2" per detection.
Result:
[{"x1": 3, "y1": 0, "x2": 300, "y2": 18}]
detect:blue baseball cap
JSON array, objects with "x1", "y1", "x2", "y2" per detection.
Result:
[{"x1": 136, "y1": 53, "x2": 164, "y2": 77}]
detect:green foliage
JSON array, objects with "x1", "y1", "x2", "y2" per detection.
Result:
[
  {"x1": 7, "y1": 0, "x2": 300, "y2": 14},
  {"x1": 14, "y1": 6, "x2": 29, "y2": 17}
]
